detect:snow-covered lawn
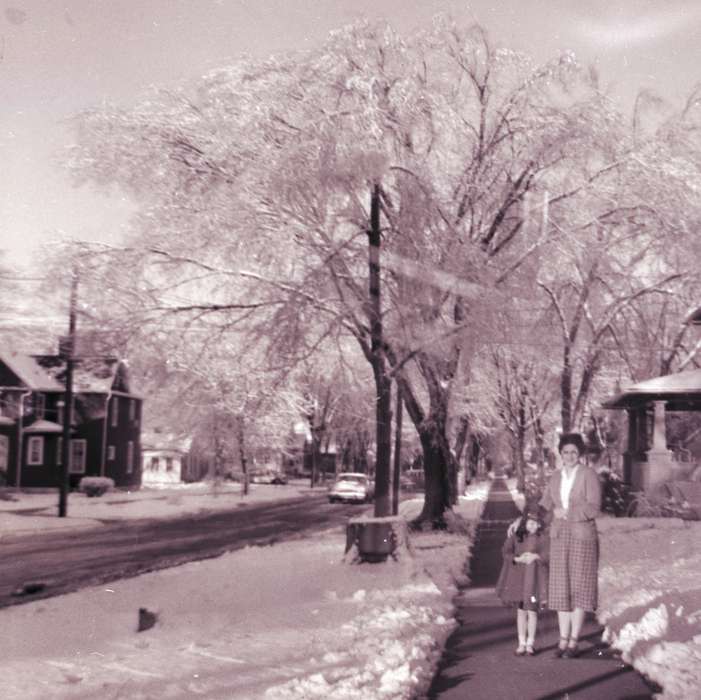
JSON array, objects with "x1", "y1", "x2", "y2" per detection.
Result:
[
  {"x1": 3, "y1": 478, "x2": 700, "y2": 699},
  {"x1": 597, "y1": 516, "x2": 701, "y2": 700},
  {"x1": 0, "y1": 481, "x2": 489, "y2": 699}
]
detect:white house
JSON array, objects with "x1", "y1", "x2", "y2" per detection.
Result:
[{"x1": 141, "y1": 432, "x2": 194, "y2": 485}]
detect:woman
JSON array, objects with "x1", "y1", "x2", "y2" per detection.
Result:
[{"x1": 540, "y1": 432, "x2": 601, "y2": 658}]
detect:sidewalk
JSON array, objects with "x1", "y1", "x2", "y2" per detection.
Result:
[{"x1": 425, "y1": 478, "x2": 659, "y2": 700}]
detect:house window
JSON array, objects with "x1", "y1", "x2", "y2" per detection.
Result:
[
  {"x1": 107, "y1": 445, "x2": 116, "y2": 461},
  {"x1": 27, "y1": 436, "x2": 44, "y2": 465},
  {"x1": 34, "y1": 394, "x2": 45, "y2": 419},
  {"x1": 111, "y1": 396, "x2": 119, "y2": 427},
  {"x1": 165, "y1": 456, "x2": 173, "y2": 472},
  {"x1": 69, "y1": 440, "x2": 87, "y2": 474},
  {"x1": 149, "y1": 456, "x2": 159, "y2": 471},
  {"x1": 129, "y1": 399, "x2": 136, "y2": 423},
  {"x1": 127, "y1": 441, "x2": 134, "y2": 474},
  {"x1": 0, "y1": 435, "x2": 8, "y2": 471},
  {"x1": 1, "y1": 394, "x2": 10, "y2": 418}
]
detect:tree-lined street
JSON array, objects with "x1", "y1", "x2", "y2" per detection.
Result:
[{"x1": 4, "y1": 4, "x2": 701, "y2": 697}]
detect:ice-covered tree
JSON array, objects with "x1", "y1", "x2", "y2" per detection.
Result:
[{"x1": 66, "y1": 19, "x2": 628, "y2": 525}]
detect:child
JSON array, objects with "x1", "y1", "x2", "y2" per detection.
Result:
[{"x1": 495, "y1": 505, "x2": 549, "y2": 656}]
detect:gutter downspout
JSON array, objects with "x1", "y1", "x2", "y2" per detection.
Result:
[
  {"x1": 16, "y1": 390, "x2": 32, "y2": 490},
  {"x1": 100, "y1": 393, "x2": 110, "y2": 477}
]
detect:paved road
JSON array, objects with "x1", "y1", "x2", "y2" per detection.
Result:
[
  {"x1": 426, "y1": 479, "x2": 660, "y2": 700},
  {"x1": 0, "y1": 494, "x2": 360, "y2": 609}
]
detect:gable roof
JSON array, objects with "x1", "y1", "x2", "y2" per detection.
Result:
[
  {"x1": 0, "y1": 351, "x2": 64, "y2": 392},
  {"x1": 33, "y1": 355, "x2": 136, "y2": 395},
  {"x1": 0, "y1": 348, "x2": 139, "y2": 397},
  {"x1": 141, "y1": 431, "x2": 192, "y2": 453},
  {"x1": 602, "y1": 369, "x2": 701, "y2": 410}
]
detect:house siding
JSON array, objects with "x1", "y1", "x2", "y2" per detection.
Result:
[
  {"x1": 0, "y1": 424, "x2": 18, "y2": 486},
  {"x1": 105, "y1": 396, "x2": 142, "y2": 488},
  {"x1": 68, "y1": 418, "x2": 105, "y2": 488},
  {"x1": 0, "y1": 353, "x2": 144, "y2": 490}
]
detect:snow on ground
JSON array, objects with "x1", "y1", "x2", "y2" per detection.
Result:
[
  {"x1": 597, "y1": 516, "x2": 701, "y2": 700},
  {"x1": 4, "y1": 477, "x2": 700, "y2": 699},
  {"x1": 0, "y1": 481, "x2": 489, "y2": 700}
]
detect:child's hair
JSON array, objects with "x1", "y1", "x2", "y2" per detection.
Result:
[{"x1": 514, "y1": 505, "x2": 546, "y2": 542}]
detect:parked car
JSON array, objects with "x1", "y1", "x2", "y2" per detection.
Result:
[
  {"x1": 328, "y1": 472, "x2": 374, "y2": 503},
  {"x1": 250, "y1": 469, "x2": 288, "y2": 485}
]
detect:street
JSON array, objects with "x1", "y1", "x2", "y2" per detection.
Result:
[{"x1": 0, "y1": 494, "x2": 362, "y2": 609}]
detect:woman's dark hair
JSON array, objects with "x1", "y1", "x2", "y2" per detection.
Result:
[
  {"x1": 558, "y1": 432, "x2": 586, "y2": 455},
  {"x1": 515, "y1": 505, "x2": 546, "y2": 542}
]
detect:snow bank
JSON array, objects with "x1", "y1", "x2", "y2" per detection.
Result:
[{"x1": 597, "y1": 516, "x2": 701, "y2": 700}]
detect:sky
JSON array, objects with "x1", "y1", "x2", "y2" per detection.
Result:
[{"x1": 2, "y1": 0, "x2": 701, "y2": 273}]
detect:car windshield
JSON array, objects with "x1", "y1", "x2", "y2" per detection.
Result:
[{"x1": 337, "y1": 475, "x2": 366, "y2": 484}]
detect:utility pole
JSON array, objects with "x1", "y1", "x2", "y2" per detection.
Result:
[
  {"x1": 368, "y1": 183, "x2": 392, "y2": 517},
  {"x1": 59, "y1": 268, "x2": 78, "y2": 517}
]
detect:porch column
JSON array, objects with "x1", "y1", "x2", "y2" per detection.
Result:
[
  {"x1": 623, "y1": 407, "x2": 638, "y2": 484},
  {"x1": 639, "y1": 401, "x2": 675, "y2": 492}
]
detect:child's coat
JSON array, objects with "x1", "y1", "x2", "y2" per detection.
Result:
[{"x1": 495, "y1": 530, "x2": 549, "y2": 610}]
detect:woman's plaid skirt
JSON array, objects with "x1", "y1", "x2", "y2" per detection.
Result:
[{"x1": 548, "y1": 522, "x2": 598, "y2": 612}]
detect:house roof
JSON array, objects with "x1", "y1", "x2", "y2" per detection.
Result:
[
  {"x1": 0, "y1": 351, "x2": 64, "y2": 392},
  {"x1": 33, "y1": 355, "x2": 138, "y2": 396},
  {"x1": 24, "y1": 419, "x2": 64, "y2": 434},
  {"x1": 602, "y1": 369, "x2": 701, "y2": 410},
  {"x1": 0, "y1": 349, "x2": 140, "y2": 397},
  {"x1": 23, "y1": 419, "x2": 77, "y2": 435},
  {"x1": 141, "y1": 431, "x2": 192, "y2": 452}
]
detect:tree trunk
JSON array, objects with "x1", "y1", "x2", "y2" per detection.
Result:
[
  {"x1": 414, "y1": 427, "x2": 455, "y2": 528},
  {"x1": 515, "y1": 401, "x2": 527, "y2": 492},
  {"x1": 515, "y1": 427, "x2": 527, "y2": 492},
  {"x1": 468, "y1": 435, "x2": 481, "y2": 481},
  {"x1": 561, "y1": 344, "x2": 572, "y2": 432},
  {"x1": 533, "y1": 416, "x2": 546, "y2": 485},
  {"x1": 392, "y1": 382, "x2": 403, "y2": 516},
  {"x1": 392, "y1": 368, "x2": 456, "y2": 528},
  {"x1": 236, "y1": 414, "x2": 249, "y2": 496}
]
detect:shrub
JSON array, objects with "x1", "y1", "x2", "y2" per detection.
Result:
[
  {"x1": 79, "y1": 476, "x2": 115, "y2": 497},
  {"x1": 599, "y1": 469, "x2": 631, "y2": 517},
  {"x1": 625, "y1": 490, "x2": 696, "y2": 519}
]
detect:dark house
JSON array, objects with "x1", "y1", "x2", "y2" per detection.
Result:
[{"x1": 0, "y1": 348, "x2": 142, "y2": 489}]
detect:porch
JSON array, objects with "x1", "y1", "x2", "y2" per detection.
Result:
[{"x1": 602, "y1": 369, "x2": 701, "y2": 493}]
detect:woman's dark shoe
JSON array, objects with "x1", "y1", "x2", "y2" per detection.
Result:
[
  {"x1": 554, "y1": 637, "x2": 568, "y2": 658},
  {"x1": 562, "y1": 641, "x2": 579, "y2": 659}
]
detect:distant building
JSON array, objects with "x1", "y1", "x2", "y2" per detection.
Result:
[
  {"x1": 141, "y1": 431, "x2": 204, "y2": 485},
  {"x1": 0, "y1": 348, "x2": 142, "y2": 489}
]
